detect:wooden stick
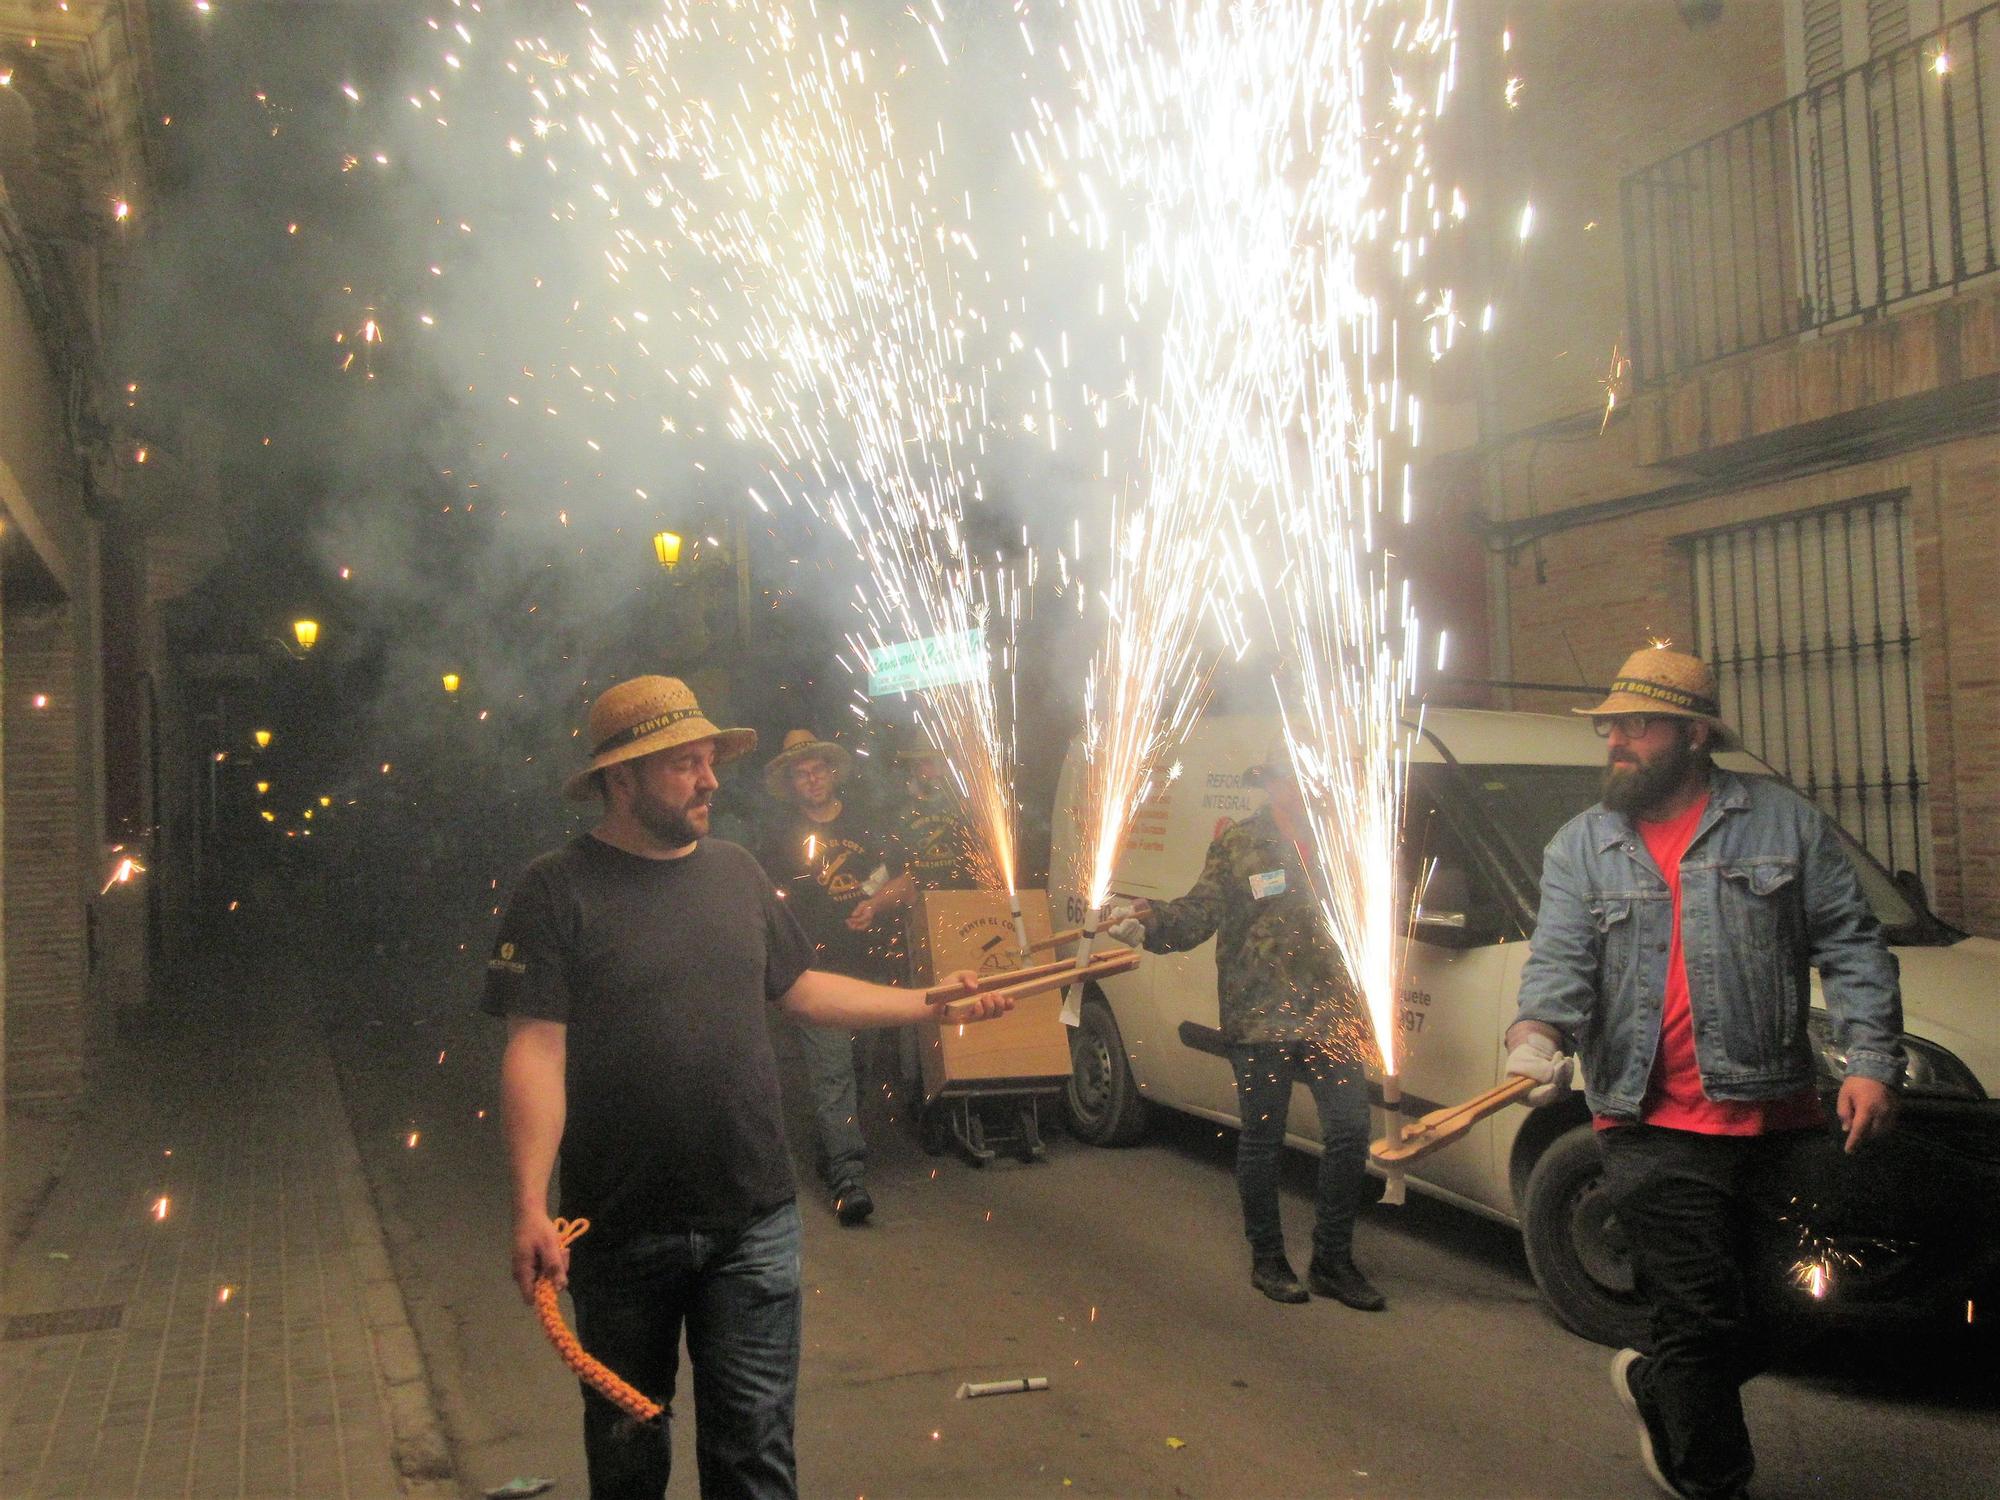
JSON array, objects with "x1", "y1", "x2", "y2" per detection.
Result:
[
  {"x1": 1021, "y1": 926, "x2": 1084, "y2": 954},
  {"x1": 923, "y1": 954, "x2": 1082, "y2": 1005},
  {"x1": 1368, "y1": 1075, "x2": 1536, "y2": 1166},
  {"x1": 931, "y1": 948, "x2": 1139, "y2": 1018}
]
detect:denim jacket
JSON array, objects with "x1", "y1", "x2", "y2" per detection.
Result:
[{"x1": 1513, "y1": 769, "x2": 1904, "y2": 1120}]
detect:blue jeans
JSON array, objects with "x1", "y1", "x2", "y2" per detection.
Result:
[
  {"x1": 567, "y1": 1201, "x2": 803, "y2": 1500},
  {"x1": 793, "y1": 1020, "x2": 867, "y2": 1186},
  {"x1": 1228, "y1": 1042, "x2": 1371, "y2": 1270}
]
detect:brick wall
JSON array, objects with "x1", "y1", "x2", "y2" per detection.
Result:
[
  {"x1": 3, "y1": 600, "x2": 90, "y2": 1110},
  {"x1": 1498, "y1": 436, "x2": 2000, "y2": 937}
]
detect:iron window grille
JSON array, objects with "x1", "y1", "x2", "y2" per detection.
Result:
[{"x1": 1686, "y1": 492, "x2": 1930, "y2": 882}]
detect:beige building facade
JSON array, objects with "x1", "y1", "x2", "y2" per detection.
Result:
[{"x1": 1440, "y1": 0, "x2": 2000, "y2": 937}]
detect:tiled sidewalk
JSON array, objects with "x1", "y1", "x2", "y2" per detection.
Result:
[{"x1": 0, "y1": 957, "x2": 457, "y2": 1499}]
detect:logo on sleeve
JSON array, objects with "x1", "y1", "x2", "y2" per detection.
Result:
[{"x1": 488, "y1": 940, "x2": 527, "y2": 975}]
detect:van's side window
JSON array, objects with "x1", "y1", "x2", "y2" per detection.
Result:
[{"x1": 1401, "y1": 771, "x2": 1504, "y2": 946}]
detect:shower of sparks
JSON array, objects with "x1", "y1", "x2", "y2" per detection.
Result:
[
  {"x1": 425, "y1": 1, "x2": 1023, "y2": 894},
  {"x1": 1038, "y1": 2, "x2": 1454, "y2": 1072}
]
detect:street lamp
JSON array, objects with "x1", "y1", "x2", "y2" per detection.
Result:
[
  {"x1": 441, "y1": 672, "x2": 462, "y2": 694},
  {"x1": 292, "y1": 618, "x2": 320, "y2": 652},
  {"x1": 253, "y1": 729, "x2": 273, "y2": 749},
  {"x1": 652, "y1": 530, "x2": 683, "y2": 570}
]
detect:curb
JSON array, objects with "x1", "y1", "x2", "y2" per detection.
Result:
[{"x1": 324, "y1": 1068, "x2": 463, "y2": 1498}]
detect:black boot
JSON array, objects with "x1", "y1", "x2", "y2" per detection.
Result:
[
  {"x1": 1308, "y1": 1258, "x2": 1386, "y2": 1311},
  {"x1": 833, "y1": 1179, "x2": 874, "y2": 1226},
  {"x1": 1250, "y1": 1255, "x2": 1310, "y2": 1304}
]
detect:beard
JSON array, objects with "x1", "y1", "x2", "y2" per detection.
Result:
[
  {"x1": 634, "y1": 790, "x2": 709, "y2": 847},
  {"x1": 1601, "y1": 732, "x2": 1702, "y2": 817}
]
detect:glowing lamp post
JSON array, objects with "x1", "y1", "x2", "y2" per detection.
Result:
[
  {"x1": 652, "y1": 531, "x2": 683, "y2": 570},
  {"x1": 253, "y1": 729, "x2": 272, "y2": 750},
  {"x1": 292, "y1": 618, "x2": 320, "y2": 652},
  {"x1": 255, "y1": 781, "x2": 270, "y2": 796},
  {"x1": 441, "y1": 672, "x2": 462, "y2": 694}
]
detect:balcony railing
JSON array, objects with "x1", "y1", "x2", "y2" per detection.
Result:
[{"x1": 1622, "y1": 2, "x2": 2000, "y2": 386}]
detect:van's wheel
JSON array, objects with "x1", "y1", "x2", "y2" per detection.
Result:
[
  {"x1": 1521, "y1": 1123, "x2": 1652, "y2": 1348},
  {"x1": 1064, "y1": 995, "x2": 1149, "y2": 1146}
]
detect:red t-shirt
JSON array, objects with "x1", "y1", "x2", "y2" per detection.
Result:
[{"x1": 1594, "y1": 793, "x2": 1824, "y2": 1134}]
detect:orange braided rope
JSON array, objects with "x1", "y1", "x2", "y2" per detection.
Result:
[{"x1": 533, "y1": 1218, "x2": 665, "y2": 1423}]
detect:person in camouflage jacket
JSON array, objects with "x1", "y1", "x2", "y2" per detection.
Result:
[{"x1": 1109, "y1": 741, "x2": 1385, "y2": 1311}]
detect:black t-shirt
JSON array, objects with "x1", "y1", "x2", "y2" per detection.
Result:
[
  {"x1": 481, "y1": 836, "x2": 813, "y2": 1248},
  {"x1": 762, "y1": 803, "x2": 900, "y2": 979},
  {"x1": 895, "y1": 798, "x2": 987, "y2": 891}
]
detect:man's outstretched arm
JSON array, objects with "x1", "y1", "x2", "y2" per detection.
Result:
[
  {"x1": 778, "y1": 967, "x2": 1009, "y2": 1028},
  {"x1": 501, "y1": 1016, "x2": 570, "y2": 1302}
]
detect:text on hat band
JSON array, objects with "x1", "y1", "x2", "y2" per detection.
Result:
[
  {"x1": 1605, "y1": 677, "x2": 1719, "y2": 717},
  {"x1": 593, "y1": 705, "x2": 703, "y2": 756}
]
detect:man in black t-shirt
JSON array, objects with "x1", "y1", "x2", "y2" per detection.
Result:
[
  {"x1": 887, "y1": 735, "x2": 989, "y2": 893},
  {"x1": 760, "y1": 730, "x2": 910, "y2": 1226},
  {"x1": 487, "y1": 678, "x2": 1006, "y2": 1500}
]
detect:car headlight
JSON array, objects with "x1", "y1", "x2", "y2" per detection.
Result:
[{"x1": 1806, "y1": 1010, "x2": 1986, "y2": 1101}]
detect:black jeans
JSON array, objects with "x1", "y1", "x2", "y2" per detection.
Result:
[
  {"x1": 567, "y1": 1201, "x2": 803, "y2": 1500},
  {"x1": 1227, "y1": 1042, "x2": 1371, "y2": 1270},
  {"x1": 1597, "y1": 1124, "x2": 1831, "y2": 1500}
]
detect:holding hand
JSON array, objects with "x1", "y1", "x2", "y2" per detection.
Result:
[
  {"x1": 934, "y1": 967, "x2": 1014, "y2": 1022},
  {"x1": 846, "y1": 897, "x2": 881, "y2": 931},
  {"x1": 1505, "y1": 1030, "x2": 1574, "y2": 1107},
  {"x1": 1105, "y1": 900, "x2": 1150, "y2": 947},
  {"x1": 511, "y1": 1209, "x2": 570, "y2": 1304}
]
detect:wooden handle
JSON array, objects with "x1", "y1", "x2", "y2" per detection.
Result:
[
  {"x1": 1021, "y1": 926, "x2": 1085, "y2": 953},
  {"x1": 978, "y1": 948, "x2": 1139, "y2": 1005},
  {"x1": 1368, "y1": 1075, "x2": 1536, "y2": 1166},
  {"x1": 927, "y1": 948, "x2": 1140, "y2": 1016},
  {"x1": 924, "y1": 953, "x2": 1090, "y2": 1004}
]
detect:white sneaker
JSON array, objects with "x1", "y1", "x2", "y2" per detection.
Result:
[{"x1": 1609, "y1": 1349, "x2": 1687, "y2": 1500}]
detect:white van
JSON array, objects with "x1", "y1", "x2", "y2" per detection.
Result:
[{"x1": 1049, "y1": 707, "x2": 2000, "y2": 1345}]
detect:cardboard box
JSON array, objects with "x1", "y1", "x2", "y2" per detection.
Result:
[{"x1": 906, "y1": 890, "x2": 1073, "y2": 1099}]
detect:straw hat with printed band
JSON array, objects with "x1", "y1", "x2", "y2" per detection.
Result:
[
  {"x1": 764, "y1": 728, "x2": 854, "y2": 800},
  {"x1": 1574, "y1": 646, "x2": 1740, "y2": 750},
  {"x1": 561, "y1": 676, "x2": 758, "y2": 803}
]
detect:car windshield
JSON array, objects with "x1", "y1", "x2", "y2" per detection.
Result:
[{"x1": 1457, "y1": 763, "x2": 1947, "y2": 944}]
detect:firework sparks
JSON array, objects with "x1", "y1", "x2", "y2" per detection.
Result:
[
  {"x1": 1039, "y1": 2, "x2": 1453, "y2": 1074},
  {"x1": 427, "y1": 2, "x2": 1025, "y2": 898}
]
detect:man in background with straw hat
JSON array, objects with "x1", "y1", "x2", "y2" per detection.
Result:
[
  {"x1": 885, "y1": 727, "x2": 988, "y2": 895},
  {"x1": 761, "y1": 727, "x2": 910, "y2": 1227},
  {"x1": 1504, "y1": 645, "x2": 1902, "y2": 1500},
  {"x1": 484, "y1": 677, "x2": 1007, "y2": 1500}
]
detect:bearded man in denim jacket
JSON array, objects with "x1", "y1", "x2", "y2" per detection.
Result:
[{"x1": 1504, "y1": 646, "x2": 1902, "y2": 1500}]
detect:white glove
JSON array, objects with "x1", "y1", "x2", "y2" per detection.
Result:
[
  {"x1": 1506, "y1": 1032, "x2": 1574, "y2": 1107},
  {"x1": 1104, "y1": 903, "x2": 1147, "y2": 947}
]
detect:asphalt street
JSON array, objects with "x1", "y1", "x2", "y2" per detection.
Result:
[{"x1": 316, "y1": 939, "x2": 1999, "y2": 1500}]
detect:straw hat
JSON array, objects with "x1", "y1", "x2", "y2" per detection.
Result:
[
  {"x1": 893, "y1": 725, "x2": 947, "y2": 763},
  {"x1": 763, "y1": 728, "x2": 854, "y2": 800},
  {"x1": 1574, "y1": 646, "x2": 1739, "y2": 749},
  {"x1": 562, "y1": 676, "x2": 757, "y2": 803}
]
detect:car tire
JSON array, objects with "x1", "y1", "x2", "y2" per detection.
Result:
[
  {"x1": 1064, "y1": 995, "x2": 1149, "y2": 1146},
  {"x1": 1521, "y1": 1123, "x2": 1652, "y2": 1348}
]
